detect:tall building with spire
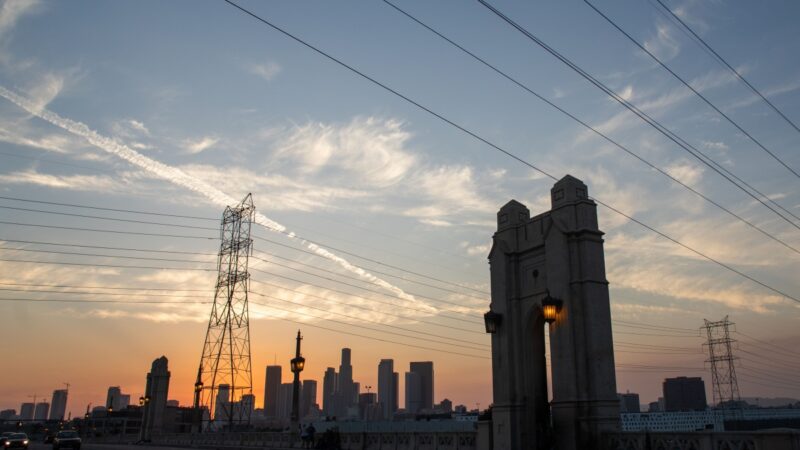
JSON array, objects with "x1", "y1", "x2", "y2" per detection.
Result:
[
  {"x1": 336, "y1": 348, "x2": 354, "y2": 417},
  {"x1": 264, "y1": 365, "x2": 282, "y2": 418}
]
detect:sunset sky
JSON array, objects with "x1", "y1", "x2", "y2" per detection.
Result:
[{"x1": 1, "y1": 0, "x2": 799, "y2": 418}]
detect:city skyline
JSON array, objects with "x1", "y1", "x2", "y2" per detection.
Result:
[{"x1": 1, "y1": 0, "x2": 799, "y2": 424}]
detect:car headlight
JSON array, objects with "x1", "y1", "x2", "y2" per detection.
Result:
[{"x1": 23, "y1": 441, "x2": 28, "y2": 445}]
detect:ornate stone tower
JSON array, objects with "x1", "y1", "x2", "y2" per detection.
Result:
[{"x1": 487, "y1": 175, "x2": 620, "y2": 450}]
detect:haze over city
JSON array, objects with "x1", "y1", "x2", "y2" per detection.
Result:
[{"x1": 1, "y1": 0, "x2": 798, "y2": 438}]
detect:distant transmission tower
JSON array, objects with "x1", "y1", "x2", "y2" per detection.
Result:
[
  {"x1": 194, "y1": 194, "x2": 255, "y2": 431},
  {"x1": 703, "y1": 316, "x2": 741, "y2": 409}
]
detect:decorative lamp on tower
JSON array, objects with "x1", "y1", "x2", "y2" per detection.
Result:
[
  {"x1": 484, "y1": 310, "x2": 502, "y2": 334},
  {"x1": 541, "y1": 291, "x2": 563, "y2": 324}
]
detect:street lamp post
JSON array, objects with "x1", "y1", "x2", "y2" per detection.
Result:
[{"x1": 290, "y1": 330, "x2": 305, "y2": 439}]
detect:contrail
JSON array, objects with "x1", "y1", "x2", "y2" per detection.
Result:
[{"x1": 0, "y1": 86, "x2": 432, "y2": 311}]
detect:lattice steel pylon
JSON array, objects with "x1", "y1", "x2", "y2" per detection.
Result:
[
  {"x1": 703, "y1": 316, "x2": 741, "y2": 409},
  {"x1": 194, "y1": 194, "x2": 255, "y2": 431}
]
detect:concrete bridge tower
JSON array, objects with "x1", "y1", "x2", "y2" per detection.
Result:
[{"x1": 486, "y1": 175, "x2": 620, "y2": 450}]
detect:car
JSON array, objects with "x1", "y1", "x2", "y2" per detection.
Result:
[
  {"x1": 3, "y1": 433, "x2": 29, "y2": 450},
  {"x1": 52, "y1": 430, "x2": 81, "y2": 450},
  {"x1": 0, "y1": 433, "x2": 13, "y2": 448}
]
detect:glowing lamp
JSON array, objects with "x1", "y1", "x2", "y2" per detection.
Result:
[
  {"x1": 291, "y1": 356, "x2": 306, "y2": 373},
  {"x1": 542, "y1": 293, "x2": 563, "y2": 324},
  {"x1": 194, "y1": 381, "x2": 203, "y2": 393},
  {"x1": 138, "y1": 397, "x2": 144, "y2": 406},
  {"x1": 483, "y1": 310, "x2": 502, "y2": 334}
]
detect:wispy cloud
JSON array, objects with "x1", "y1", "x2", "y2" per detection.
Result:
[
  {"x1": 643, "y1": 22, "x2": 680, "y2": 61},
  {"x1": 183, "y1": 136, "x2": 219, "y2": 154},
  {"x1": 0, "y1": 168, "x2": 118, "y2": 191},
  {"x1": 276, "y1": 117, "x2": 416, "y2": 187},
  {"x1": 248, "y1": 61, "x2": 282, "y2": 81}
]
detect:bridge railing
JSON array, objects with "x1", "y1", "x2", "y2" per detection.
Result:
[
  {"x1": 154, "y1": 430, "x2": 477, "y2": 450},
  {"x1": 604, "y1": 430, "x2": 800, "y2": 450}
]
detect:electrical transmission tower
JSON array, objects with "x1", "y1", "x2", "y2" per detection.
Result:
[
  {"x1": 194, "y1": 194, "x2": 255, "y2": 431},
  {"x1": 703, "y1": 316, "x2": 741, "y2": 410}
]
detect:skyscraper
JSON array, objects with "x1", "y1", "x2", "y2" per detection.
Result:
[
  {"x1": 409, "y1": 362, "x2": 434, "y2": 412},
  {"x1": 106, "y1": 387, "x2": 130, "y2": 411},
  {"x1": 336, "y1": 348, "x2": 354, "y2": 417},
  {"x1": 49, "y1": 389, "x2": 68, "y2": 421},
  {"x1": 140, "y1": 356, "x2": 170, "y2": 441},
  {"x1": 301, "y1": 380, "x2": 317, "y2": 419},
  {"x1": 264, "y1": 365, "x2": 282, "y2": 418},
  {"x1": 405, "y1": 371, "x2": 422, "y2": 413},
  {"x1": 663, "y1": 377, "x2": 707, "y2": 412},
  {"x1": 215, "y1": 384, "x2": 231, "y2": 421},
  {"x1": 277, "y1": 383, "x2": 294, "y2": 420},
  {"x1": 19, "y1": 403, "x2": 34, "y2": 421},
  {"x1": 378, "y1": 359, "x2": 398, "y2": 419},
  {"x1": 33, "y1": 402, "x2": 49, "y2": 421},
  {"x1": 322, "y1": 368, "x2": 337, "y2": 417}
]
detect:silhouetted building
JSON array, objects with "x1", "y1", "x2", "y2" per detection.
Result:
[
  {"x1": 301, "y1": 380, "x2": 317, "y2": 419},
  {"x1": 378, "y1": 359, "x2": 398, "y2": 420},
  {"x1": 336, "y1": 348, "x2": 355, "y2": 417},
  {"x1": 408, "y1": 362, "x2": 434, "y2": 412},
  {"x1": 436, "y1": 398, "x2": 453, "y2": 413},
  {"x1": 322, "y1": 368, "x2": 337, "y2": 417},
  {"x1": 358, "y1": 393, "x2": 379, "y2": 421},
  {"x1": 405, "y1": 371, "x2": 422, "y2": 414},
  {"x1": 106, "y1": 386, "x2": 130, "y2": 411},
  {"x1": 618, "y1": 392, "x2": 640, "y2": 413},
  {"x1": 264, "y1": 365, "x2": 282, "y2": 418},
  {"x1": 277, "y1": 382, "x2": 293, "y2": 420},
  {"x1": 215, "y1": 384, "x2": 231, "y2": 421},
  {"x1": 663, "y1": 377, "x2": 707, "y2": 412},
  {"x1": 49, "y1": 389, "x2": 68, "y2": 421},
  {"x1": 19, "y1": 403, "x2": 34, "y2": 421},
  {"x1": 33, "y1": 402, "x2": 49, "y2": 421},
  {"x1": 0, "y1": 410, "x2": 15, "y2": 421},
  {"x1": 140, "y1": 355, "x2": 170, "y2": 440}
]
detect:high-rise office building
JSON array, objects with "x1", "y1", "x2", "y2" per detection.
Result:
[
  {"x1": 277, "y1": 382, "x2": 294, "y2": 420},
  {"x1": 49, "y1": 389, "x2": 68, "y2": 421},
  {"x1": 322, "y1": 367, "x2": 337, "y2": 417},
  {"x1": 215, "y1": 384, "x2": 231, "y2": 421},
  {"x1": 33, "y1": 402, "x2": 49, "y2": 421},
  {"x1": 140, "y1": 356, "x2": 171, "y2": 441},
  {"x1": 405, "y1": 371, "x2": 422, "y2": 413},
  {"x1": 336, "y1": 348, "x2": 354, "y2": 417},
  {"x1": 301, "y1": 380, "x2": 317, "y2": 419},
  {"x1": 264, "y1": 365, "x2": 282, "y2": 418},
  {"x1": 106, "y1": 387, "x2": 130, "y2": 411},
  {"x1": 409, "y1": 361, "x2": 434, "y2": 412},
  {"x1": 618, "y1": 392, "x2": 641, "y2": 413},
  {"x1": 663, "y1": 377, "x2": 707, "y2": 412},
  {"x1": 19, "y1": 403, "x2": 34, "y2": 421},
  {"x1": 378, "y1": 359, "x2": 398, "y2": 419}
]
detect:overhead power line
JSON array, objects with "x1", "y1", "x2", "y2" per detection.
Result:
[
  {"x1": 222, "y1": 0, "x2": 800, "y2": 306},
  {"x1": 250, "y1": 290, "x2": 488, "y2": 349},
  {"x1": 0, "y1": 195, "x2": 488, "y2": 297},
  {"x1": 478, "y1": 0, "x2": 800, "y2": 229},
  {"x1": 654, "y1": 0, "x2": 800, "y2": 135},
  {"x1": 585, "y1": 0, "x2": 800, "y2": 178},
  {"x1": 382, "y1": 0, "x2": 800, "y2": 255}
]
